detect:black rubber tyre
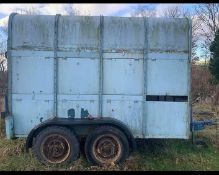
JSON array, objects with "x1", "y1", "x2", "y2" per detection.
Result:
[
  {"x1": 33, "y1": 126, "x2": 79, "y2": 165},
  {"x1": 85, "y1": 126, "x2": 129, "y2": 166}
]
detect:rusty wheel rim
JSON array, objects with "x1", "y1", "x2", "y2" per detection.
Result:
[
  {"x1": 92, "y1": 134, "x2": 122, "y2": 164},
  {"x1": 41, "y1": 134, "x2": 71, "y2": 164}
]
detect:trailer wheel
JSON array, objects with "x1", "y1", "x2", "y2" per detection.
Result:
[
  {"x1": 85, "y1": 126, "x2": 129, "y2": 166},
  {"x1": 33, "y1": 126, "x2": 79, "y2": 165}
]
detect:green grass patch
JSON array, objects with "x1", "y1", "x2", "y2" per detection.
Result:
[
  {"x1": 0, "y1": 102, "x2": 219, "y2": 171},
  {"x1": 134, "y1": 139, "x2": 219, "y2": 171},
  {"x1": 0, "y1": 131, "x2": 218, "y2": 171}
]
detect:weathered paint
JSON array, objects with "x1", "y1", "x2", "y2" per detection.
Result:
[
  {"x1": 57, "y1": 94, "x2": 99, "y2": 119},
  {"x1": 5, "y1": 116, "x2": 14, "y2": 139},
  {"x1": 103, "y1": 58, "x2": 143, "y2": 95},
  {"x1": 11, "y1": 56, "x2": 54, "y2": 94},
  {"x1": 148, "y1": 18, "x2": 189, "y2": 52},
  {"x1": 58, "y1": 58, "x2": 99, "y2": 94},
  {"x1": 67, "y1": 108, "x2": 75, "y2": 118},
  {"x1": 145, "y1": 101, "x2": 188, "y2": 138},
  {"x1": 12, "y1": 94, "x2": 53, "y2": 135},
  {"x1": 146, "y1": 58, "x2": 188, "y2": 95},
  {"x1": 12, "y1": 15, "x2": 55, "y2": 50},
  {"x1": 7, "y1": 14, "x2": 192, "y2": 139}
]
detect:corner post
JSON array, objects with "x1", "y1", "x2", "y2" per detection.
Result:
[{"x1": 6, "y1": 12, "x2": 18, "y2": 139}]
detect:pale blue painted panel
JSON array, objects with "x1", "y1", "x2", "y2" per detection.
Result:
[
  {"x1": 12, "y1": 15, "x2": 55, "y2": 50},
  {"x1": 11, "y1": 50, "x2": 54, "y2": 57},
  {"x1": 148, "y1": 18, "x2": 189, "y2": 52},
  {"x1": 145, "y1": 101, "x2": 189, "y2": 138},
  {"x1": 103, "y1": 58, "x2": 143, "y2": 95},
  {"x1": 57, "y1": 51, "x2": 99, "y2": 58},
  {"x1": 103, "y1": 52, "x2": 143, "y2": 59},
  {"x1": 146, "y1": 59, "x2": 188, "y2": 95},
  {"x1": 148, "y1": 52, "x2": 189, "y2": 60},
  {"x1": 58, "y1": 16, "x2": 100, "y2": 50},
  {"x1": 102, "y1": 95, "x2": 143, "y2": 101},
  {"x1": 103, "y1": 17, "x2": 144, "y2": 50},
  {"x1": 58, "y1": 57, "x2": 99, "y2": 94},
  {"x1": 12, "y1": 94, "x2": 54, "y2": 136},
  {"x1": 5, "y1": 116, "x2": 14, "y2": 139},
  {"x1": 57, "y1": 94, "x2": 98, "y2": 118},
  {"x1": 58, "y1": 94, "x2": 99, "y2": 101},
  {"x1": 12, "y1": 56, "x2": 54, "y2": 94},
  {"x1": 102, "y1": 95, "x2": 143, "y2": 138}
]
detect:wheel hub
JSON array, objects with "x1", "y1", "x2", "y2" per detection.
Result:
[
  {"x1": 41, "y1": 134, "x2": 71, "y2": 163},
  {"x1": 97, "y1": 138, "x2": 117, "y2": 158},
  {"x1": 93, "y1": 134, "x2": 122, "y2": 164}
]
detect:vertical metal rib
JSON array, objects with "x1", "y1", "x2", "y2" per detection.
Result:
[
  {"x1": 7, "y1": 13, "x2": 17, "y2": 115},
  {"x1": 98, "y1": 16, "x2": 104, "y2": 117},
  {"x1": 142, "y1": 17, "x2": 149, "y2": 137},
  {"x1": 187, "y1": 17, "x2": 193, "y2": 139},
  {"x1": 54, "y1": 14, "x2": 61, "y2": 118}
]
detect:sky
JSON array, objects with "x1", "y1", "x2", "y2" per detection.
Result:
[
  {"x1": 0, "y1": 3, "x2": 198, "y2": 23},
  {"x1": 0, "y1": 3, "x2": 201, "y2": 56},
  {"x1": 0, "y1": 3, "x2": 198, "y2": 34}
]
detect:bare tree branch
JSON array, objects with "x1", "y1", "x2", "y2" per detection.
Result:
[
  {"x1": 15, "y1": 6, "x2": 40, "y2": 15},
  {"x1": 195, "y1": 3, "x2": 219, "y2": 61},
  {"x1": 131, "y1": 5, "x2": 156, "y2": 17},
  {"x1": 64, "y1": 5, "x2": 81, "y2": 16},
  {"x1": 162, "y1": 5, "x2": 188, "y2": 18}
]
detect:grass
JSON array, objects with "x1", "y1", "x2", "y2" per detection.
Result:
[{"x1": 0, "y1": 104, "x2": 218, "y2": 171}]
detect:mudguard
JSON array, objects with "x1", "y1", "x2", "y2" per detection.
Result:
[{"x1": 25, "y1": 117, "x2": 136, "y2": 152}]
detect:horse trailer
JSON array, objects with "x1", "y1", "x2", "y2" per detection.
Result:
[{"x1": 3, "y1": 13, "x2": 192, "y2": 165}]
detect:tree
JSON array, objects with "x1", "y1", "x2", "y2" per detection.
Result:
[
  {"x1": 0, "y1": 50, "x2": 6, "y2": 72},
  {"x1": 63, "y1": 4, "x2": 92, "y2": 16},
  {"x1": 132, "y1": 5, "x2": 200, "y2": 62},
  {"x1": 209, "y1": 29, "x2": 219, "y2": 82},
  {"x1": 0, "y1": 26, "x2": 7, "y2": 71},
  {"x1": 161, "y1": 5, "x2": 189, "y2": 18},
  {"x1": 208, "y1": 29, "x2": 219, "y2": 108},
  {"x1": 130, "y1": 5, "x2": 156, "y2": 17},
  {"x1": 15, "y1": 6, "x2": 40, "y2": 15},
  {"x1": 0, "y1": 24, "x2": 7, "y2": 95},
  {"x1": 0, "y1": 6, "x2": 42, "y2": 71},
  {"x1": 195, "y1": 4, "x2": 219, "y2": 62},
  {"x1": 159, "y1": 5, "x2": 201, "y2": 61},
  {"x1": 64, "y1": 5, "x2": 81, "y2": 16}
]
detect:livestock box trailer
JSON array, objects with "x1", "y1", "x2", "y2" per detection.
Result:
[{"x1": 3, "y1": 13, "x2": 192, "y2": 165}]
